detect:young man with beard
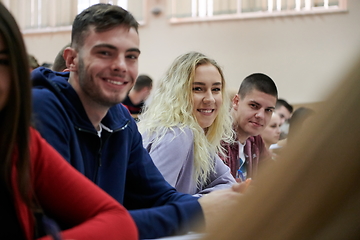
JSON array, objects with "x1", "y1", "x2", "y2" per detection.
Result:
[
  {"x1": 221, "y1": 73, "x2": 278, "y2": 181},
  {"x1": 31, "y1": 3, "x2": 244, "y2": 239}
]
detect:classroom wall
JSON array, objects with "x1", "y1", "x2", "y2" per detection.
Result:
[{"x1": 23, "y1": 0, "x2": 360, "y2": 106}]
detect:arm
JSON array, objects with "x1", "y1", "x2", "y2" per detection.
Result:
[
  {"x1": 126, "y1": 149, "x2": 204, "y2": 239},
  {"x1": 196, "y1": 155, "x2": 236, "y2": 196},
  {"x1": 123, "y1": 123, "x2": 204, "y2": 239},
  {"x1": 31, "y1": 128, "x2": 138, "y2": 240},
  {"x1": 145, "y1": 127, "x2": 194, "y2": 188}
]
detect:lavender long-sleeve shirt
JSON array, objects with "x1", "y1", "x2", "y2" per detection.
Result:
[{"x1": 143, "y1": 127, "x2": 236, "y2": 195}]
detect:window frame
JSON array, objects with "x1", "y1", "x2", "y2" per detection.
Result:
[
  {"x1": 1, "y1": 0, "x2": 146, "y2": 34},
  {"x1": 168, "y1": 0, "x2": 348, "y2": 24}
]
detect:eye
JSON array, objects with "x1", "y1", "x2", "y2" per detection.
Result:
[
  {"x1": 212, "y1": 87, "x2": 221, "y2": 92},
  {"x1": 98, "y1": 51, "x2": 111, "y2": 56},
  {"x1": 249, "y1": 103, "x2": 258, "y2": 109},
  {"x1": 192, "y1": 87, "x2": 202, "y2": 91},
  {"x1": 126, "y1": 54, "x2": 139, "y2": 60},
  {"x1": 266, "y1": 108, "x2": 274, "y2": 113}
]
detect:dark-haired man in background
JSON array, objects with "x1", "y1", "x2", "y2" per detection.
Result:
[
  {"x1": 221, "y1": 73, "x2": 278, "y2": 181},
  {"x1": 122, "y1": 74, "x2": 152, "y2": 121}
]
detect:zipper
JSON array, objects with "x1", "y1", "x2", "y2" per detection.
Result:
[{"x1": 75, "y1": 120, "x2": 130, "y2": 184}]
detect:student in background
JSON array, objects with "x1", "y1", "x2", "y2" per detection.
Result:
[
  {"x1": 28, "y1": 53, "x2": 40, "y2": 72},
  {"x1": 52, "y1": 43, "x2": 70, "y2": 72},
  {"x1": 0, "y1": 3, "x2": 137, "y2": 239},
  {"x1": 139, "y1": 51, "x2": 236, "y2": 195},
  {"x1": 220, "y1": 73, "x2": 277, "y2": 181},
  {"x1": 273, "y1": 106, "x2": 316, "y2": 152},
  {"x1": 122, "y1": 74, "x2": 153, "y2": 121},
  {"x1": 260, "y1": 112, "x2": 282, "y2": 159},
  {"x1": 275, "y1": 98, "x2": 293, "y2": 124},
  {"x1": 275, "y1": 98, "x2": 293, "y2": 139},
  {"x1": 202, "y1": 55, "x2": 360, "y2": 240}
]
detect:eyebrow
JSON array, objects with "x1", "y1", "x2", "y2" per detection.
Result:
[
  {"x1": 193, "y1": 82, "x2": 222, "y2": 86},
  {"x1": 249, "y1": 100, "x2": 275, "y2": 110},
  {"x1": 93, "y1": 44, "x2": 141, "y2": 54}
]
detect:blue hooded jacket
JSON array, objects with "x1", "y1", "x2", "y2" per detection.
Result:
[{"x1": 31, "y1": 67, "x2": 204, "y2": 239}]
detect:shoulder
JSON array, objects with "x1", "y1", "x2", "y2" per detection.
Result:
[
  {"x1": 32, "y1": 67, "x2": 70, "y2": 90},
  {"x1": 168, "y1": 126, "x2": 194, "y2": 141},
  {"x1": 106, "y1": 103, "x2": 135, "y2": 129},
  {"x1": 151, "y1": 126, "x2": 194, "y2": 149}
]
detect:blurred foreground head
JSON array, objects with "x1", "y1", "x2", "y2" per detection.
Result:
[{"x1": 202, "y1": 55, "x2": 360, "y2": 240}]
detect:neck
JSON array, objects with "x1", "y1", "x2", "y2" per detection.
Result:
[
  {"x1": 69, "y1": 76, "x2": 108, "y2": 131},
  {"x1": 237, "y1": 134, "x2": 247, "y2": 145},
  {"x1": 83, "y1": 104, "x2": 108, "y2": 131}
]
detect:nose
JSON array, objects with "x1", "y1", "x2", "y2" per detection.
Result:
[
  {"x1": 203, "y1": 90, "x2": 215, "y2": 104},
  {"x1": 112, "y1": 56, "x2": 127, "y2": 73},
  {"x1": 276, "y1": 127, "x2": 281, "y2": 134},
  {"x1": 255, "y1": 110, "x2": 264, "y2": 119}
]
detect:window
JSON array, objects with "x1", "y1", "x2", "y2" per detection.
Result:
[
  {"x1": 168, "y1": 0, "x2": 347, "y2": 23},
  {"x1": 1, "y1": 0, "x2": 145, "y2": 33}
]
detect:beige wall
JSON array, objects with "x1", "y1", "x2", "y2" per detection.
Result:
[{"x1": 23, "y1": 0, "x2": 360, "y2": 106}]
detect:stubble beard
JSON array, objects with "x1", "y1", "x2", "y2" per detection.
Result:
[{"x1": 78, "y1": 58, "x2": 124, "y2": 108}]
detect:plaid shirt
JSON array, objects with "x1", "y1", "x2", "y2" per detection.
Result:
[{"x1": 220, "y1": 135, "x2": 269, "y2": 180}]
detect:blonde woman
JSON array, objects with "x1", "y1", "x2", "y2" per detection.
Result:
[
  {"x1": 261, "y1": 112, "x2": 282, "y2": 159},
  {"x1": 139, "y1": 52, "x2": 236, "y2": 195}
]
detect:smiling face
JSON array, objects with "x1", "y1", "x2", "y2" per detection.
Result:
[
  {"x1": 66, "y1": 25, "x2": 140, "y2": 109},
  {"x1": 261, "y1": 112, "x2": 282, "y2": 147},
  {"x1": 232, "y1": 89, "x2": 277, "y2": 143},
  {"x1": 192, "y1": 63, "x2": 223, "y2": 130},
  {"x1": 0, "y1": 34, "x2": 10, "y2": 112}
]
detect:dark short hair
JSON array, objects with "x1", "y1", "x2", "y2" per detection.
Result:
[
  {"x1": 28, "y1": 54, "x2": 39, "y2": 69},
  {"x1": 133, "y1": 75, "x2": 153, "y2": 91},
  {"x1": 276, "y1": 98, "x2": 293, "y2": 113},
  {"x1": 71, "y1": 3, "x2": 139, "y2": 49},
  {"x1": 52, "y1": 43, "x2": 70, "y2": 72},
  {"x1": 238, "y1": 73, "x2": 278, "y2": 99}
]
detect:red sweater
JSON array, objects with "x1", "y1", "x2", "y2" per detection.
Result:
[{"x1": 12, "y1": 128, "x2": 138, "y2": 240}]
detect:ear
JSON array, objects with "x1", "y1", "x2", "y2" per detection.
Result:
[
  {"x1": 63, "y1": 47, "x2": 77, "y2": 71},
  {"x1": 232, "y1": 94, "x2": 240, "y2": 110}
]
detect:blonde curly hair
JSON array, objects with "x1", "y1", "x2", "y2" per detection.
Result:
[{"x1": 139, "y1": 51, "x2": 234, "y2": 186}]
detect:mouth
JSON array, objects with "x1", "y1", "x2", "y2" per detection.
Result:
[
  {"x1": 197, "y1": 109, "x2": 214, "y2": 114},
  {"x1": 249, "y1": 121, "x2": 263, "y2": 127},
  {"x1": 104, "y1": 78, "x2": 128, "y2": 86}
]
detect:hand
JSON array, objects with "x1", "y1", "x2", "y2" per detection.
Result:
[
  {"x1": 198, "y1": 187, "x2": 243, "y2": 230},
  {"x1": 232, "y1": 178, "x2": 252, "y2": 193}
]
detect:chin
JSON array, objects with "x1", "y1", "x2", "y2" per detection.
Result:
[{"x1": 199, "y1": 124, "x2": 211, "y2": 129}]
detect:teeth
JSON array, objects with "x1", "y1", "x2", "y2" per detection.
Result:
[
  {"x1": 199, "y1": 110, "x2": 212, "y2": 113},
  {"x1": 107, "y1": 79, "x2": 124, "y2": 85}
]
